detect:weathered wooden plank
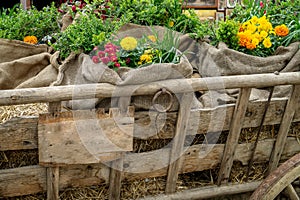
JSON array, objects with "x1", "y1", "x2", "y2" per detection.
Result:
[
  {"x1": 46, "y1": 102, "x2": 61, "y2": 200},
  {"x1": 166, "y1": 93, "x2": 194, "y2": 194},
  {"x1": 267, "y1": 85, "x2": 300, "y2": 175},
  {"x1": 217, "y1": 88, "x2": 252, "y2": 185},
  {"x1": 0, "y1": 117, "x2": 38, "y2": 150},
  {"x1": 38, "y1": 108, "x2": 134, "y2": 166},
  {"x1": 140, "y1": 181, "x2": 262, "y2": 200},
  {"x1": 47, "y1": 167, "x2": 59, "y2": 200},
  {"x1": 1, "y1": 138, "x2": 300, "y2": 197},
  {"x1": 0, "y1": 72, "x2": 299, "y2": 106},
  {"x1": 108, "y1": 157, "x2": 123, "y2": 200},
  {"x1": 2, "y1": 98, "x2": 299, "y2": 151}
]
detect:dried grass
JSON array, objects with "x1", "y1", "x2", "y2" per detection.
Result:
[{"x1": 0, "y1": 103, "x2": 48, "y2": 124}]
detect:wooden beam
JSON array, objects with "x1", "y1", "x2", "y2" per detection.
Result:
[
  {"x1": 217, "y1": 88, "x2": 251, "y2": 185},
  {"x1": 1, "y1": 138, "x2": 300, "y2": 197},
  {"x1": 46, "y1": 102, "x2": 61, "y2": 200},
  {"x1": 2, "y1": 98, "x2": 299, "y2": 151},
  {"x1": 165, "y1": 93, "x2": 193, "y2": 194},
  {"x1": 140, "y1": 181, "x2": 262, "y2": 200},
  {"x1": 0, "y1": 72, "x2": 299, "y2": 106},
  {"x1": 267, "y1": 85, "x2": 300, "y2": 174}
]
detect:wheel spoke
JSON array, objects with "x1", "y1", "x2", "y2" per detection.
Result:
[{"x1": 284, "y1": 184, "x2": 300, "y2": 200}]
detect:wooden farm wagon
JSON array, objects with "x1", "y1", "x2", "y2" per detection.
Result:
[{"x1": 0, "y1": 71, "x2": 300, "y2": 199}]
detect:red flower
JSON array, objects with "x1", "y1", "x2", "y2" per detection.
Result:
[
  {"x1": 97, "y1": 51, "x2": 105, "y2": 58},
  {"x1": 260, "y1": 1, "x2": 264, "y2": 8},
  {"x1": 110, "y1": 55, "x2": 118, "y2": 62},
  {"x1": 92, "y1": 56, "x2": 100, "y2": 63},
  {"x1": 72, "y1": 5, "x2": 76, "y2": 12},
  {"x1": 114, "y1": 62, "x2": 121, "y2": 68},
  {"x1": 101, "y1": 57, "x2": 110, "y2": 64},
  {"x1": 125, "y1": 58, "x2": 131, "y2": 64}
]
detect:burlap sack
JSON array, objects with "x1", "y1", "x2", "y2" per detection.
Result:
[
  {"x1": 195, "y1": 42, "x2": 300, "y2": 107},
  {"x1": 0, "y1": 38, "x2": 50, "y2": 63}
]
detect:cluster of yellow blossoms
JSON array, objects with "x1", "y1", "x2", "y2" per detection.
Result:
[{"x1": 237, "y1": 16, "x2": 289, "y2": 50}]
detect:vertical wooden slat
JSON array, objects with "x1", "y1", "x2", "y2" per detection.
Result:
[
  {"x1": 165, "y1": 92, "x2": 194, "y2": 194},
  {"x1": 46, "y1": 102, "x2": 61, "y2": 200},
  {"x1": 109, "y1": 156, "x2": 124, "y2": 200},
  {"x1": 217, "y1": 88, "x2": 252, "y2": 185},
  {"x1": 47, "y1": 167, "x2": 60, "y2": 200},
  {"x1": 267, "y1": 85, "x2": 300, "y2": 174}
]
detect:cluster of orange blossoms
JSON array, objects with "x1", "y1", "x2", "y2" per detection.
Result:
[{"x1": 237, "y1": 16, "x2": 289, "y2": 50}]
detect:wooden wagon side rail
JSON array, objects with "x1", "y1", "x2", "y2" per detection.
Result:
[
  {"x1": 1, "y1": 71, "x2": 300, "y2": 199},
  {"x1": 0, "y1": 72, "x2": 299, "y2": 106},
  {"x1": 1, "y1": 137, "x2": 300, "y2": 197}
]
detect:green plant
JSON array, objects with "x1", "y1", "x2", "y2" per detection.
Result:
[
  {"x1": 0, "y1": 3, "x2": 61, "y2": 42},
  {"x1": 106, "y1": 0, "x2": 211, "y2": 39},
  {"x1": 52, "y1": 9, "x2": 129, "y2": 59},
  {"x1": 90, "y1": 28, "x2": 184, "y2": 70}
]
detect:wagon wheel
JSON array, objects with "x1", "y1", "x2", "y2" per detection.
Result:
[{"x1": 250, "y1": 152, "x2": 300, "y2": 200}]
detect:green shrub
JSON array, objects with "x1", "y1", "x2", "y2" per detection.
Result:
[{"x1": 0, "y1": 3, "x2": 61, "y2": 41}]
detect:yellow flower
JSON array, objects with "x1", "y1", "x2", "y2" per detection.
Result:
[
  {"x1": 274, "y1": 24, "x2": 289, "y2": 37},
  {"x1": 252, "y1": 37, "x2": 260, "y2": 46},
  {"x1": 147, "y1": 35, "x2": 156, "y2": 42},
  {"x1": 263, "y1": 37, "x2": 272, "y2": 48},
  {"x1": 140, "y1": 53, "x2": 153, "y2": 64},
  {"x1": 259, "y1": 30, "x2": 268, "y2": 40},
  {"x1": 168, "y1": 21, "x2": 174, "y2": 27},
  {"x1": 23, "y1": 36, "x2": 38, "y2": 44},
  {"x1": 120, "y1": 36, "x2": 138, "y2": 51}
]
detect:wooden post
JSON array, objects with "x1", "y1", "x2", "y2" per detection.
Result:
[
  {"x1": 20, "y1": 0, "x2": 31, "y2": 9},
  {"x1": 267, "y1": 85, "x2": 300, "y2": 174},
  {"x1": 165, "y1": 93, "x2": 193, "y2": 194},
  {"x1": 108, "y1": 156, "x2": 124, "y2": 200},
  {"x1": 46, "y1": 102, "x2": 61, "y2": 200},
  {"x1": 217, "y1": 88, "x2": 251, "y2": 185}
]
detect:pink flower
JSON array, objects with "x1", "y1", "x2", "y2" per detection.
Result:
[
  {"x1": 114, "y1": 62, "x2": 120, "y2": 68},
  {"x1": 260, "y1": 1, "x2": 264, "y2": 8},
  {"x1": 92, "y1": 56, "x2": 100, "y2": 63},
  {"x1": 93, "y1": 46, "x2": 98, "y2": 51},
  {"x1": 125, "y1": 58, "x2": 131, "y2": 64},
  {"x1": 101, "y1": 57, "x2": 110, "y2": 64},
  {"x1": 97, "y1": 51, "x2": 105, "y2": 58},
  {"x1": 72, "y1": 5, "x2": 76, "y2": 12},
  {"x1": 110, "y1": 55, "x2": 118, "y2": 62}
]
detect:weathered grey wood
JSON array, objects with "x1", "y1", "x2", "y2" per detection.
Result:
[
  {"x1": 166, "y1": 93, "x2": 194, "y2": 194},
  {"x1": 284, "y1": 184, "x2": 300, "y2": 200},
  {"x1": 140, "y1": 181, "x2": 262, "y2": 200},
  {"x1": 46, "y1": 102, "x2": 61, "y2": 200},
  {"x1": 217, "y1": 88, "x2": 252, "y2": 185},
  {"x1": 2, "y1": 98, "x2": 299, "y2": 151},
  {"x1": 1, "y1": 138, "x2": 300, "y2": 197},
  {"x1": 267, "y1": 85, "x2": 300, "y2": 174},
  {"x1": 0, "y1": 72, "x2": 299, "y2": 106},
  {"x1": 109, "y1": 157, "x2": 124, "y2": 200},
  {"x1": 0, "y1": 117, "x2": 38, "y2": 151},
  {"x1": 38, "y1": 108, "x2": 134, "y2": 166},
  {"x1": 47, "y1": 167, "x2": 59, "y2": 200}
]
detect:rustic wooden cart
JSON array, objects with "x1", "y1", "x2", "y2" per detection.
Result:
[{"x1": 0, "y1": 71, "x2": 300, "y2": 199}]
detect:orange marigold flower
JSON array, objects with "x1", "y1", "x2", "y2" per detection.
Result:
[
  {"x1": 246, "y1": 42, "x2": 256, "y2": 50},
  {"x1": 274, "y1": 24, "x2": 289, "y2": 37},
  {"x1": 24, "y1": 36, "x2": 38, "y2": 44}
]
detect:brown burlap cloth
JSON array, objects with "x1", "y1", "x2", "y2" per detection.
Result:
[{"x1": 1, "y1": 24, "x2": 299, "y2": 110}]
